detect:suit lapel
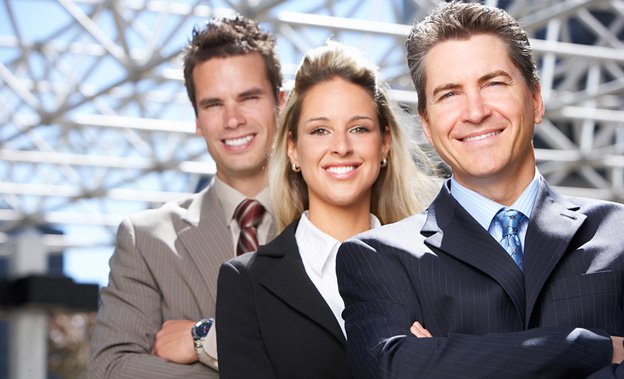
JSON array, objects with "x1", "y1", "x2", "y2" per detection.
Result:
[
  {"x1": 258, "y1": 223, "x2": 346, "y2": 346},
  {"x1": 178, "y1": 182, "x2": 233, "y2": 315},
  {"x1": 422, "y1": 185, "x2": 526, "y2": 322},
  {"x1": 523, "y1": 180, "x2": 585, "y2": 325}
]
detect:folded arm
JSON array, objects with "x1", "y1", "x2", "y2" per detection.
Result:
[
  {"x1": 152, "y1": 320, "x2": 196, "y2": 364},
  {"x1": 336, "y1": 238, "x2": 613, "y2": 379},
  {"x1": 88, "y1": 218, "x2": 212, "y2": 379}
]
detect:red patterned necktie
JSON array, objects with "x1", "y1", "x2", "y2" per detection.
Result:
[{"x1": 234, "y1": 199, "x2": 266, "y2": 256}]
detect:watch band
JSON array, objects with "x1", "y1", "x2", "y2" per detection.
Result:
[
  {"x1": 194, "y1": 338, "x2": 219, "y2": 370},
  {"x1": 191, "y1": 318, "x2": 218, "y2": 370}
]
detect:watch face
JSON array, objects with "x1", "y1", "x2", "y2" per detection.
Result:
[{"x1": 192, "y1": 319, "x2": 213, "y2": 339}]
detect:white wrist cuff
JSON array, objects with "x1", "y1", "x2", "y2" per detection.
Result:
[{"x1": 195, "y1": 321, "x2": 218, "y2": 370}]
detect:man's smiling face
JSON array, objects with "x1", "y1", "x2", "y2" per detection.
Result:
[{"x1": 420, "y1": 33, "x2": 544, "y2": 197}]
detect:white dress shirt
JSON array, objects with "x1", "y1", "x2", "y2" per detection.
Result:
[{"x1": 295, "y1": 211, "x2": 381, "y2": 336}]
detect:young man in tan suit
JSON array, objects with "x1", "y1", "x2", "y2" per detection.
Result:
[{"x1": 88, "y1": 15, "x2": 283, "y2": 378}]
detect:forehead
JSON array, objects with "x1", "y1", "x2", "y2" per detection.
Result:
[
  {"x1": 424, "y1": 34, "x2": 518, "y2": 90},
  {"x1": 193, "y1": 53, "x2": 271, "y2": 94},
  {"x1": 299, "y1": 78, "x2": 377, "y2": 117}
]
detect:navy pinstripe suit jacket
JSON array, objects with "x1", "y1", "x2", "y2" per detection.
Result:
[{"x1": 337, "y1": 178, "x2": 624, "y2": 379}]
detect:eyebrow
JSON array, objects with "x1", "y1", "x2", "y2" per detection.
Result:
[
  {"x1": 303, "y1": 115, "x2": 375, "y2": 124},
  {"x1": 197, "y1": 87, "x2": 266, "y2": 108},
  {"x1": 431, "y1": 70, "x2": 513, "y2": 98},
  {"x1": 432, "y1": 82, "x2": 460, "y2": 98},
  {"x1": 481, "y1": 70, "x2": 512, "y2": 84},
  {"x1": 238, "y1": 87, "x2": 265, "y2": 99},
  {"x1": 198, "y1": 97, "x2": 220, "y2": 108}
]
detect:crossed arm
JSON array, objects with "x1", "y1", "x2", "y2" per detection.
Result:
[
  {"x1": 152, "y1": 320, "x2": 197, "y2": 364},
  {"x1": 88, "y1": 218, "x2": 214, "y2": 379},
  {"x1": 410, "y1": 322, "x2": 624, "y2": 364},
  {"x1": 336, "y1": 239, "x2": 617, "y2": 379}
]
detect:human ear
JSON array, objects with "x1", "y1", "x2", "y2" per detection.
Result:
[
  {"x1": 381, "y1": 126, "x2": 391, "y2": 158},
  {"x1": 287, "y1": 132, "x2": 299, "y2": 168},
  {"x1": 419, "y1": 113, "x2": 434, "y2": 147},
  {"x1": 195, "y1": 119, "x2": 203, "y2": 136},
  {"x1": 532, "y1": 84, "x2": 545, "y2": 125}
]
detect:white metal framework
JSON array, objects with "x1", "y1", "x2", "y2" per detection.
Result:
[{"x1": 1, "y1": 0, "x2": 623, "y2": 252}]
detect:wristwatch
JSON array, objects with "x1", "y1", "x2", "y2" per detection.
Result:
[{"x1": 191, "y1": 318, "x2": 216, "y2": 366}]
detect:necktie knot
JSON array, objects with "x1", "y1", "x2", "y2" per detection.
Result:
[
  {"x1": 497, "y1": 209, "x2": 524, "y2": 239},
  {"x1": 234, "y1": 199, "x2": 265, "y2": 229},
  {"x1": 234, "y1": 199, "x2": 266, "y2": 256},
  {"x1": 495, "y1": 209, "x2": 526, "y2": 270}
]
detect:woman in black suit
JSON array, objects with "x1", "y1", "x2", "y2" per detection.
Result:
[{"x1": 215, "y1": 41, "x2": 439, "y2": 379}]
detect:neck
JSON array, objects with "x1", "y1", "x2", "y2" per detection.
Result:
[
  {"x1": 456, "y1": 165, "x2": 535, "y2": 206},
  {"x1": 308, "y1": 202, "x2": 371, "y2": 242},
  {"x1": 216, "y1": 170, "x2": 267, "y2": 198}
]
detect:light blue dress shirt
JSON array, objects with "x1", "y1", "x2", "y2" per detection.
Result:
[{"x1": 449, "y1": 170, "x2": 541, "y2": 250}]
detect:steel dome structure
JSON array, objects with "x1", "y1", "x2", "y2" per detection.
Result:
[{"x1": 1, "y1": 0, "x2": 623, "y2": 255}]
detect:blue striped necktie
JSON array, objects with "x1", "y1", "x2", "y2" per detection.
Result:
[{"x1": 495, "y1": 209, "x2": 526, "y2": 270}]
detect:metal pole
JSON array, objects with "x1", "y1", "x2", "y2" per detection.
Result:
[
  {"x1": 9, "y1": 308, "x2": 47, "y2": 379},
  {"x1": 7, "y1": 229, "x2": 47, "y2": 379}
]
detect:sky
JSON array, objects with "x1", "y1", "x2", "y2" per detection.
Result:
[{"x1": 0, "y1": 0, "x2": 409, "y2": 288}]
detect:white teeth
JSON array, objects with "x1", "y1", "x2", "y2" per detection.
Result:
[
  {"x1": 463, "y1": 131, "x2": 500, "y2": 142},
  {"x1": 224, "y1": 135, "x2": 253, "y2": 147},
  {"x1": 326, "y1": 166, "x2": 355, "y2": 175}
]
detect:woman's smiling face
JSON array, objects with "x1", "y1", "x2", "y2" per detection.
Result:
[{"x1": 288, "y1": 77, "x2": 390, "y2": 212}]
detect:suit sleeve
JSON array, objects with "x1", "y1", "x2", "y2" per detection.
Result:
[
  {"x1": 87, "y1": 218, "x2": 214, "y2": 379},
  {"x1": 336, "y1": 238, "x2": 613, "y2": 379},
  {"x1": 216, "y1": 259, "x2": 276, "y2": 379},
  {"x1": 587, "y1": 363, "x2": 624, "y2": 379}
]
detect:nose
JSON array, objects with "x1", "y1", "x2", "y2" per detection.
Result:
[
  {"x1": 462, "y1": 90, "x2": 491, "y2": 124},
  {"x1": 225, "y1": 102, "x2": 245, "y2": 129},
  {"x1": 332, "y1": 131, "x2": 353, "y2": 156}
]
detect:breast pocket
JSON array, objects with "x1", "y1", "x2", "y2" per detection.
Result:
[{"x1": 546, "y1": 271, "x2": 623, "y2": 335}]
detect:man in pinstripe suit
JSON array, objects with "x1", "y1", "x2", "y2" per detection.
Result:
[
  {"x1": 88, "y1": 16, "x2": 283, "y2": 378},
  {"x1": 337, "y1": 2, "x2": 624, "y2": 378}
]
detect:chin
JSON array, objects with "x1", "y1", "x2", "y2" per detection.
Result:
[{"x1": 323, "y1": 196, "x2": 357, "y2": 208}]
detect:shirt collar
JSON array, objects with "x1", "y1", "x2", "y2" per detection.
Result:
[
  {"x1": 213, "y1": 176, "x2": 272, "y2": 224},
  {"x1": 296, "y1": 211, "x2": 381, "y2": 276},
  {"x1": 450, "y1": 169, "x2": 541, "y2": 231}
]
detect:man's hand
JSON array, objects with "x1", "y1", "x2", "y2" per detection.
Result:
[
  {"x1": 410, "y1": 321, "x2": 432, "y2": 338},
  {"x1": 611, "y1": 336, "x2": 624, "y2": 364},
  {"x1": 152, "y1": 319, "x2": 197, "y2": 364}
]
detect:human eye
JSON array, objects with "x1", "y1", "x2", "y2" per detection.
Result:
[
  {"x1": 243, "y1": 94, "x2": 260, "y2": 101},
  {"x1": 350, "y1": 125, "x2": 371, "y2": 134},
  {"x1": 240, "y1": 89, "x2": 264, "y2": 103},
  {"x1": 485, "y1": 80, "x2": 506, "y2": 88},
  {"x1": 202, "y1": 101, "x2": 221, "y2": 110},
  {"x1": 483, "y1": 73, "x2": 512, "y2": 89},
  {"x1": 438, "y1": 91, "x2": 457, "y2": 101},
  {"x1": 310, "y1": 127, "x2": 329, "y2": 136}
]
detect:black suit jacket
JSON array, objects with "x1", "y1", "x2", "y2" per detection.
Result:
[
  {"x1": 217, "y1": 221, "x2": 351, "y2": 379},
  {"x1": 337, "y1": 178, "x2": 623, "y2": 379}
]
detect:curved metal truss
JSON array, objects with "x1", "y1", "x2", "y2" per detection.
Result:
[{"x1": 1, "y1": 0, "x2": 623, "y2": 251}]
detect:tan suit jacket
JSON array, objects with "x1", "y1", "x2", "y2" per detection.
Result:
[{"x1": 88, "y1": 180, "x2": 274, "y2": 378}]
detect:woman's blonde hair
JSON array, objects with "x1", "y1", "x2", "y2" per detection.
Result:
[{"x1": 269, "y1": 41, "x2": 440, "y2": 232}]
